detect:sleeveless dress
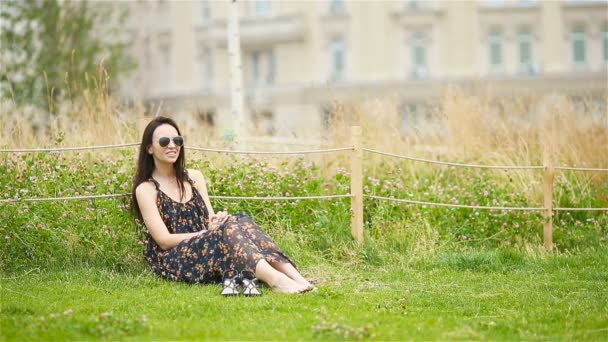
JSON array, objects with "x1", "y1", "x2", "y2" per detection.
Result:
[{"x1": 144, "y1": 176, "x2": 295, "y2": 283}]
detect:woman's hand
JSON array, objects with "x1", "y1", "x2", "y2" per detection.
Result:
[{"x1": 210, "y1": 210, "x2": 229, "y2": 226}]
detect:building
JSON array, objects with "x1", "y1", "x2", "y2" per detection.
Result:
[{"x1": 120, "y1": 0, "x2": 608, "y2": 140}]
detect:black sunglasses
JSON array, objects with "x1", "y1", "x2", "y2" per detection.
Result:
[{"x1": 158, "y1": 136, "x2": 184, "y2": 147}]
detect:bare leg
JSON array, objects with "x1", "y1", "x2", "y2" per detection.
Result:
[
  {"x1": 269, "y1": 261, "x2": 314, "y2": 289},
  {"x1": 255, "y1": 259, "x2": 308, "y2": 293}
]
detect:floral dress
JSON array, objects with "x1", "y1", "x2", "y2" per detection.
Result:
[{"x1": 144, "y1": 176, "x2": 295, "y2": 283}]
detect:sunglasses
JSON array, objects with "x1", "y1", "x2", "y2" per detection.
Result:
[{"x1": 158, "y1": 136, "x2": 184, "y2": 147}]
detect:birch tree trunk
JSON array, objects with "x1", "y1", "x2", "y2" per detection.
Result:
[{"x1": 228, "y1": 0, "x2": 244, "y2": 147}]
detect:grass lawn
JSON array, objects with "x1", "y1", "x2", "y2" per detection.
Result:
[{"x1": 2, "y1": 249, "x2": 607, "y2": 341}]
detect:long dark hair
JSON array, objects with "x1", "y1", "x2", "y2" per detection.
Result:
[{"x1": 131, "y1": 116, "x2": 187, "y2": 222}]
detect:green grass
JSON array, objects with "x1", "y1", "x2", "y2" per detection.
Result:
[
  {"x1": 2, "y1": 249, "x2": 608, "y2": 341},
  {"x1": 1, "y1": 151, "x2": 607, "y2": 340}
]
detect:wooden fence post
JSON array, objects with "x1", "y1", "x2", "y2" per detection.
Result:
[
  {"x1": 543, "y1": 147, "x2": 554, "y2": 251},
  {"x1": 351, "y1": 126, "x2": 364, "y2": 244}
]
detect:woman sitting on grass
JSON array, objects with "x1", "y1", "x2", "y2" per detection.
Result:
[{"x1": 131, "y1": 116, "x2": 315, "y2": 296}]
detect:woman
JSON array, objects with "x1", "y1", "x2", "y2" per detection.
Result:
[{"x1": 131, "y1": 116, "x2": 315, "y2": 295}]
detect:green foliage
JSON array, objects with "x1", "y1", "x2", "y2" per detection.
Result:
[
  {"x1": 363, "y1": 161, "x2": 607, "y2": 252},
  {"x1": 0, "y1": 0, "x2": 135, "y2": 108},
  {"x1": 0, "y1": 151, "x2": 606, "y2": 273},
  {"x1": 1, "y1": 151, "x2": 607, "y2": 340}
]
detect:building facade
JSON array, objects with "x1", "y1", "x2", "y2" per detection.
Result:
[{"x1": 120, "y1": 0, "x2": 608, "y2": 140}]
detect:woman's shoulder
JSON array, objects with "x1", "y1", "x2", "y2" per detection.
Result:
[
  {"x1": 187, "y1": 169, "x2": 206, "y2": 182},
  {"x1": 135, "y1": 180, "x2": 157, "y2": 197}
]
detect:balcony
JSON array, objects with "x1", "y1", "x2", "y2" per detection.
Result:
[
  {"x1": 197, "y1": 14, "x2": 306, "y2": 48},
  {"x1": 392, "y1": 3, "x2": 444, "y2": 28}
]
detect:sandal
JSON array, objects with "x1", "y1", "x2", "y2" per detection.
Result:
[
  {"x1": 241, "y1": 270, "x2": 261, "y2": 297},
  {"x1": 221, "y1": 271, "x2": 240, "y2": 297}
]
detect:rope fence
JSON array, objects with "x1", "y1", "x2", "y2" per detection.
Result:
[
  {"x1": 554, "y1": 166, "x2": 608, "y2": 172},
  {"x1": 363, "y1": 195, "x2": 546, "y2": 211},
  {"x1": 1, "y1": 143, "x2": 605, "y2": 172},
  {"x1": 188, "y1": 146, "x2": 353, "y2": 155},
  {"x1": 0, "y1": 193, "x2": 130, "y2": 203},
  {"x1": 553, "y1": 207, "x2": 608, "y2": 211},
  {"x1": 211, "y1": 194, "x2": 352, "y2": 201},
  {"x1": 2, "y1": 126, "x2": 607, "y2": 250},
  {"x1": 0, "y1": 143, "x2": 139, "y2": 153},
  {"x1": 363, "y1": 148, "x2": 545, "y2": 170},
  {"x1": 0, "y1": 193, "x2": 352, "y2": 204},
  {"x1": 0, "y1": 144, "x2": 352, "y2": 155}
]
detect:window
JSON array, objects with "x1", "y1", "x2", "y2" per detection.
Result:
[
  {"x1": 330, "y1": 38, "x2": 345, "y2": 81},
  {"x1": 400, "y1": 103, "x2": 430, "y2": 132},
  {"x1": 254, "y1": 0, "x2": 272, "y2": 16},
  {"x1": 158, "y1": 36, "x2": 172, "y2": 83},
  {"x1": 267, "y1": 50, "x2": 276, "y2": 84},
  {"x1": 518, "y1": 30, "x2": 534, "y2": 74},
  {"x1": 603, "y1": 25, "x2": 608, "y2": 64},
  {"x1": 321, "y1": 104, "x2": 335, "y2": 129},
  {"x1": 201, "y1": 0, "x2": 211, "y2": 22},
  {"x1": 251, "y1": 51, "x2": 260, "y2": 84},
  {"x1": 488, "y1": 30, "x2": 503, "y2": 69},
  {"x1": 411, "y1": 33, "x2": 428, "y2": 79},
  {"x1": 253, "y1": 110, "x2": 275, "y2": 136},
  {"x1": 401, "y1": 103, "x2": 417, "y2": 131},
  {"x1": 329, "y1": 0, "x2": 346, "y2": 15},
  {"x1": 199, "y1": 46, "x2": 213, "y2": 89},
  {"x1": 143, "y1": 37, "x2": 151, "y2": 66},
  {"x1": 249, "y1": 50, "x2": 276, "y2": 86},
  {"x1": 517, "y1": 0, "x2": 536, "y2": 6},
  {"x1": 572, "y1": 25, "x2": 586, "y2": 66},
  {"x1": 406, "y1": 1, "x2": 431, "y2": 10},
  {"x1": 196, "y1": 108, "x2": 215, "y2": 128},
  {"x1": 567, "y1": 0, "x2": 605, "y2": 4},
  {"x1": 158, "y1": 36, "x2": 171, "y2": 66},
  {"x1": 481, "y1": 0, "x2": 505, "y2": 7}
]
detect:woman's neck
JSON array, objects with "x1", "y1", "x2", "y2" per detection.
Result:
[{"x1": 152, "y1": 163, "x2": 176, "y2": 180}]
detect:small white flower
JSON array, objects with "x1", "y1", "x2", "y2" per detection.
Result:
[
  {"x1": 12, "y1": 71, "x2": 24, "y2": 83},
  {"x1": 13, "y1": 20, "x2": 27, "y2": 36}
]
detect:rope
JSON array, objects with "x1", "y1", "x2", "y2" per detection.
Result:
[
  {"x1": 211, "y1": 194, "x2": 352, "y2": 200},
  {"x1": 188, "y1": 146, "x2": 353, "y2": 155},
  {"x1": 0, "y1": 144, "x2": 352, "y2": 155},
  {"x1": 3, "y1": 193, "x2": 604, "y2": 211},
  {"x1": 364, "y1": 195, "x2": 545, "y2": 211},
  {"x1": 0, "y1": 193, "x2": 352, "y2": 204},
  {"x1": 0, "y1": 193, "x2": 129, "y2": 203},
  {"x1": 0, "y1": 143, "x2": 139, "y2": 153},
  {"x1": 1, "y1": 142, "x2": 604, "y2": 173},
  {"x1": 555, "y1": 166, "x2": 608, "y2": 172},
  {"x1": 363, "y1": 148, "x2": 544, "y2": 170},
  {"x1": 553, "y1": 207, "x2": 608, "y2": 211}
]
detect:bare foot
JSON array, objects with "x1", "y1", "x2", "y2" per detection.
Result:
[
  {"x1": 295, "y1": 280, "x2": 313, "y2": 288},
  {"x1": 298, "y1": 283, "x2": 317, "y2": 293},
  {"x1": 271, "y1": 275, "x2": 304, "y2": 294}
]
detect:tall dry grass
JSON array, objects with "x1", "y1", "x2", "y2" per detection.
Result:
[
  {"x1": 326, "y1": 88, "x2": 607, "y2": 170},
  {"x1": 319, "y1": 87, "x2": 607, "y2": 206},
  {"x1": 1, "y1": 79, "x2": 606, "y2": 176}
]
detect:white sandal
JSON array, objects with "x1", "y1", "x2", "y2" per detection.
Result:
[
  {"x1": 241, "y1": 270, "x2": 262, "y2": 297},
  {"x1": 221, "y1": 273, "x2": 240, "y2": 297}
]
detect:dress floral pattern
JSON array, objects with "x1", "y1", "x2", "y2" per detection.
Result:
[{"x1": 144, "y1": 175, "x2": 295, "y2": 283}]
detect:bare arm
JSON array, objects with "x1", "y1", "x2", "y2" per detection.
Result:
[
  {"x1": 189, "y1": 169, "x2": 216, "y2": 216},
  {"x1": 135, "y1": 182, "x2": 203, "y2": 250},
  {"x1": 189, "y1": 169, "x2": 229, "y2": 226}
]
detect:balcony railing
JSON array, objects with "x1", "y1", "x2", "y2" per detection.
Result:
[{"x1": 197, "y1": 14, "x2": 306, "y2": 48}]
